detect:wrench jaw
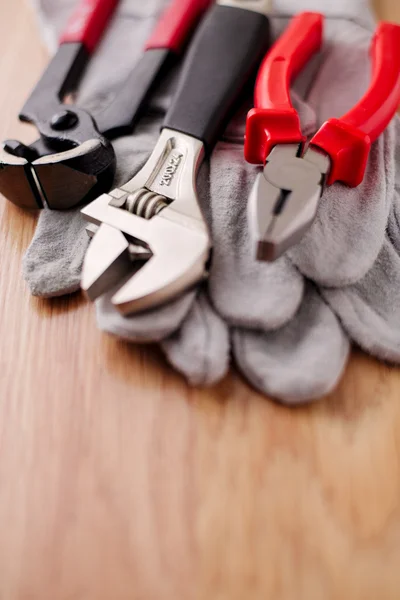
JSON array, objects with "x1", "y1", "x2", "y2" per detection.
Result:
[
  {"x1": 111, "y1": 222, "x2": 209, "y2": 315},
  {"x1": 81, "y1": 222, "x2": 133, "y2": 302},
  {"x1": 249, "y1": 144, "x2": 330, "y2": 261},
  {"x1": 81, "y1": 129, "x2": 210, "y2": 315}
]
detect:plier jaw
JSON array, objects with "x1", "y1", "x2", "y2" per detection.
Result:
[
  {"x1": 248, "y1": 144, "x2": 330, "y2": 261},
  {"x1": 246, "y1": 12, "x2": 400, "y2": 261}
]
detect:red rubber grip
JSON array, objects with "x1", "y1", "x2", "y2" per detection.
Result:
[
  {"x1": 311, "y1": 21, "x2": 400, "y2": 187},
  {"x1": 145, "y1": 0, "x2": 213, "y2": 54},
  {"x1": 245, "y1": 12, "x2": 323, "y2": 164},
  {"x1": 60, "y1": 0, "x2": 119, "y2": 54}
]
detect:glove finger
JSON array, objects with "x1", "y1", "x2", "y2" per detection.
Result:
[
  {"x1": 289, "y1": 118, "x2": 397, "y2": 286},
  {"x1": 23, "y1": 124, "x2": 158, "y2": 298},
  {"x1": 96, "y1": 287, "x2": 197, "y2": 343},
  {"x1": 233, "y1": 284, "x2": 351, "y2": 405},
  {"x1": 209, "y1": 143, "x2": 305, "y2": 331},
  {"x1": 161, "y1": 290, "x2": 230, "y2": 386},
  {"x1": 23, "y1": 210, "x2": 88, "y2": 297},
  {"x1": 322, "y1": 237, "x2": 400, "y2": 364},
  {"x1": 208, "y1": 71, "x2": 318, "y2": 332}
]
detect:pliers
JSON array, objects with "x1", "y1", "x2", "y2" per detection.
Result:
[
  {"x1": 0, "y1": 0, "x2": 212, "y2": 210},
  {"x1": 245, "y1": 12, "x2": 400, "y2": 262},
  {"x1": 81, "y1": 0, "x2": 272, "y2": 315}
]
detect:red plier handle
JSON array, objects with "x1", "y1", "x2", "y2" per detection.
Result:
[
  {"x1": 61, "y1": 0, "x2": 212, "y2": 55},
  {"x1": 246, "y1": 12, "x2": 400, "y2": 187},
  {"x1": 146, "y1": 0, "x2": 213, "y2": 54},
  {"x1": 245, "y1": 12, "x2": 323, "y2": 165},
  {"x1": 60, "y1": 0, "x2": 120, "y2": 53},
  {"x1": 312, "y1": 22, "x2": 400, "y2": 186}
]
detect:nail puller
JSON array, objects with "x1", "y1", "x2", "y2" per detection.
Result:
[
  {"x1": 0, "y1": 0, "x2": 212, "y2": 210},
  {"x1": 81, "y1": 0, "x2": 272, "y2": 315},
  {"x1": 245, "y1": 12, "x2": 400, "y2": 262}
]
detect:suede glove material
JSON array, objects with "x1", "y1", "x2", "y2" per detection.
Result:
[{"x1": 23, "y1": 0, "x2": 400, "y2": 402}]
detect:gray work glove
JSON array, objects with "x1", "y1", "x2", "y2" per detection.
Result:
[{"x1": 24, "y1": 0, "x2": 400, "y2": 404}]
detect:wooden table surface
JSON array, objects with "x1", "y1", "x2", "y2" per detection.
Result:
[{"x1": 1, "y1": 1, "x2": 400, "y2": 598}]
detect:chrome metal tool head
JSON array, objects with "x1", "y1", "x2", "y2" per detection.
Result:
[
  {"x1": 81, "y1": 128, "x2": 210, "y2": 315},
  {"x1": 248, "y1": 144, "x2": 331, "y2": 261}
]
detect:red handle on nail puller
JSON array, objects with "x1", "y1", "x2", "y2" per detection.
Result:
[
  {"x1": 244, "y1": 12, "x2": 323, "y2": 165},
  {"x1": 145, "y1": 0, "x2": 213, "y2": 54},
  {"x1": 60, "y1": 0, "x2": 120, "y2": 54},
  {"x1": 311, "y1": 22, "x2": 400, "y2": 187}
]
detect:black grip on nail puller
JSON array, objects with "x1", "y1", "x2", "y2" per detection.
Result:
[{"x1": 163, "y1": 4, "x2": 271, "y2": 152}]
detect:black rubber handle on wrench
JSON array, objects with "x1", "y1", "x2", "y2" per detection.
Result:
[
  {"x1": 163, "y1": 4, "x2": 271, "y2": 151},
  {"x1": 94, "y1": 0, "x2": 215, "y2": 139}
]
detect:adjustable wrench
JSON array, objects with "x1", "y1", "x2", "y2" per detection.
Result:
[{"x1": 81, "y1": 0, "x2": 272, "y2": 314}]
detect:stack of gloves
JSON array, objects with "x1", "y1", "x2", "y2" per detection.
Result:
[{"x1": 25, "y1": 0, "x2": 400, "y2": 403}]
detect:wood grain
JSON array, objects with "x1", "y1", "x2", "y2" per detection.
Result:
[{"x1": 0, "y1": 1, "x2": 399, "y2": 598}]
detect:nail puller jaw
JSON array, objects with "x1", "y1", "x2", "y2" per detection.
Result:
[
  {"x1": 0, "y1": 40, "x2": 116, "y2": 210},
  {"x1": 0, "y1": 129, "x2": 114, "y2": 211},
  {"x1": 81, "y1": 128, "x2": 210, "y2": 315},
  {"x1": 248, "y1": 144, "x2": 330, "y2": 261}
]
